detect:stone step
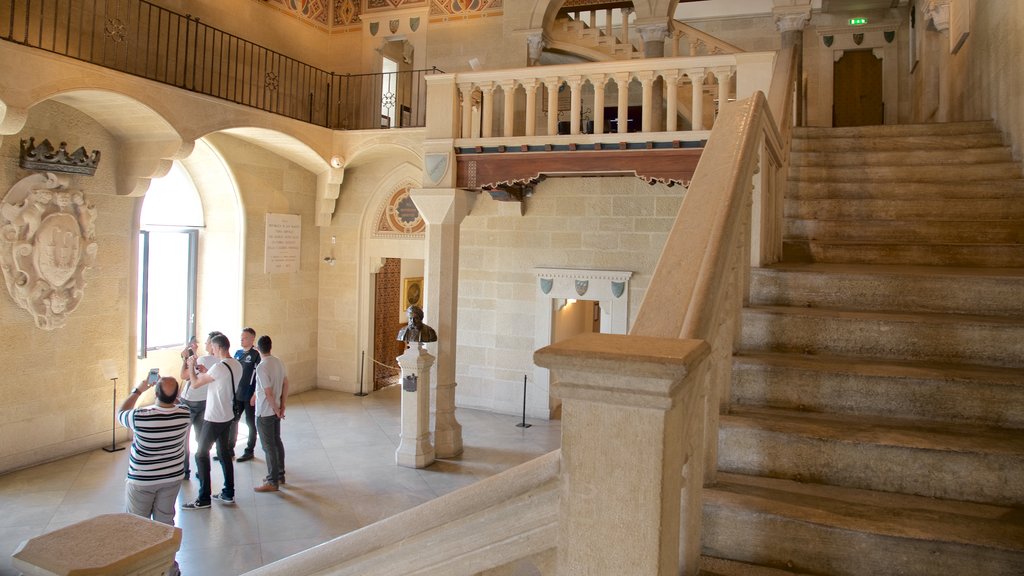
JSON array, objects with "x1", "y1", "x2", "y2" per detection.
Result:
[
  {"x1": 782, "y1": 239, "x2": 1024, "y2": 267},
  {"x1": 740, "y1": 306, "x2": 1024, "y2": 368},
  {"x1": 785, "y1": 218, "x2": 1024, "y2": 244},
  {"x1": 791, "y1": 146, "x2": 1013, "y2": 167},
  {"x1": 749, "y1": 263, "x2": 1024, "y2": 316},
  {"x1": 790, "y1": 162, "x2": 1022, "y2": 183},
  {"x1": 703, "y1": 473, "x2": 1024, "y2": 576},
  {"x1": 718, "y1": 407, "x2": 1024, "y2": 504},
  {"x1": 732, "y1": 352, "x2": 1024, "y2": 428},
  {"x1": 699, "y1": 556, "x2": 806, "y2": 576},
  {"x1": 789, "y1": 179, "x2": 1024, "y2": 200},
  {"x1": 792, "y1": 132, "x2": 1006, "y2": 152},
  {"x1": 794, "y1": 121, "x2": 997, "y2": 139},
  {"x1": 786, "y1": 196, "x2": 1024, "y2": 220}
]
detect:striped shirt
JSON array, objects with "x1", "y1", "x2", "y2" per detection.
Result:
[{"x1": 117, "y1": 404, "x2": 191, "y2": 485}]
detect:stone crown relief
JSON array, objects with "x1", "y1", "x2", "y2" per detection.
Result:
[{"x1": 0, "y1": 173, "x2": 97, "y2": 330}]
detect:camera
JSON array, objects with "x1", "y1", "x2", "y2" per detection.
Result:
[{"x1": 184, "y1": 348, "x2": 195, "y2": 358}]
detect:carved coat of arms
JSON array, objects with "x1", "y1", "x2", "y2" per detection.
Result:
[{"x1": 0, "y1": 173, "x2": 97, "y2": 329}]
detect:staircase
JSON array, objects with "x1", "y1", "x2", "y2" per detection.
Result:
[{"x1": 701, "y1": 121, "x2": 1024, "y2": 575}]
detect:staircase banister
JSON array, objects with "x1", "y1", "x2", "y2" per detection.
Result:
[
  {"x1": 671, "y1": 20, "x2": 745, "y2": 54},
  {"x1": 631, "y1": 91, "x2": 777, "y2": 341},
  {"x1": 242, "y1": 450, "x2": 561, "y2": 576}
]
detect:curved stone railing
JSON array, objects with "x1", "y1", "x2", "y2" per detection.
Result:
[
  {"x1": 669, "y1": 20, "x2": 744, "y2": 57},
  {"x1": 242, "y1": 450, "x2": 560, "y2": 576}
]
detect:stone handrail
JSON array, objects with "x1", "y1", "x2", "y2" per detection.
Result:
[
  {"x1": 241, "y1": 450, "x2": 560, "y2": 576},
  {"x1": 429, "y1": 52, "x2": 776, "y2": 142},
  {"x1": 669, "y1": 20, "x2": 745, "y2": 57}
]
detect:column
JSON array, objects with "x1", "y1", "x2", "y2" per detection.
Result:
[
  {"x1": 526, "y1": 33, "x2": 544, "y2": 67},
  {"x1": 638, "y1": 71, "x2": 654, "y2": 133},
  {"x1": 567, "y1": 76, "x2": 583, "y2": 135},
  {"x1": 712, "y1": 66, "x2": 734, "y2": 122},
  {"x1": 523, "y1": 79, "x2": 539, "y2": 137},
  {"x1": 481, "y1": 82, "x2": 495, "y2": 138},
  {"x1": 409, "y1": 188, "x2": 472, "y2": 458},
  {"x1": 664, "y1": 70, "x2": 679, "y2": 132},
  {"x1": 546, "y1": 78, "x2": 560, "y2": 135},
  {"x1": 615, "y1": 72, "x2": 630, "y2": 134},
  {"x1": 636, "y1": 23, "x2": 668, "y2": 130},
  {"x1": 500, "y1": 80, "x2": 517, "y2": 137},
  {"x1": 395, "y1": 344, "x2": 435, "y2": 468},
  {"x1": 621, "y1": 8, "x2": 632, "y2": 48},
  {"x1": 459, "y1": 83, "x2": 475, "y2": 138},
  {"x1": 687, "y1": 69, "x2": 705, "y2": 130},
  {"x1": 592, "y1": 75, "x2": 607, "y2": 135},
  {"x1": 535, "y1": 333, "x2": 711, "y2": 576},
  {"x1": 773, "y1": 1, "x2": 810, "y2": 126}
]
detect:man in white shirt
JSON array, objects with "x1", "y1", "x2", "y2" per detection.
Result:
[
  {"x1": 177, "y1": 332, "x2": 220, "y2": 479},
  {"x1": 182, "y1": 333, "x2": 242, "y2": 509},
  {"x1": 253, "y1": 335, "x2": 289, "y2": 492}
]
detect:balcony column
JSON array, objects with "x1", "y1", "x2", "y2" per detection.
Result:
[
  {"x1": 664, "y1": 70, "x2": 680, "y2": 132},
  {"x1": 637, "y1": 71, "x2": 655, "y2": 133},
  {"x1": 480, "y1": 82, "x2": 496, "y2": 138},
  {"x1": 546, "y1": 78, "x2": 561, "y2": 135},
  {"x1": 500, "y1": 80, "x2": 517, "y2": 137},
  {"x1": 567, "y1": 76, "x2": 583, "y2": 135},
  {"x1": 458, "y1": 83, "x2": 475, "y2": 138},
  {"x1": 621, "y1": 8, "x2": 632, "y2": 48},
  {"x1": 592, "y1": 75, "x2": 607, "y2": 135},
  {"x1": 712, "y1": 67, "x2": 734, "y2": 123},
  {"x1": 669, "y1": 30, "x2": 681, "y2": 57},
  {"x1": 605, "y1": 9, "x2": 613, "y2": 38},
  {"x1": 409, "y1": 188, "x2": 474, "y2": 458},
  {"x1": 535, "y1": 333, "x2": 711, "y2": 576},
  {"x1": 615, "y1": 72, "x2": 630, "y2": 133},
  {"x1": 686, "y1": 69, "x2": 706, "y2": 130},
  {"x1": 773, "y1": 2, "x2": 810, "y2": 125},
  {"x1": 636, "y1": 22, "x2": 668, "y2": 58},
  {"x1": 523, "y1": 79, "x2": 539, "y2": 137}
]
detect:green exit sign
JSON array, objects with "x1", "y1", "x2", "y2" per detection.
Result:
[{"x1": 849, "y1": 17, "x2": 868, "y2": 25}]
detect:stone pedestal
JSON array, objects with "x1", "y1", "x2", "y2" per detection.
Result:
[
  {"x1": 535, "y1": 333, "x2": 710, "y2": 576},
  {"x1": 396, "y1": 344, "x2": 436, "y2": 468},
  {"x1": 12, "y1": 513, "x2": 181, "y2": 576}
]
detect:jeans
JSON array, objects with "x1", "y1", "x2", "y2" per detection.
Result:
[
  {"x1": 256, "y1": 415, "x2": 284, "y2": 484},
  {"x1": 229, "y1": 400, "x2": 257, "y2": 455},
  {"x1": 195, "y1": 419, "x2": 234, "y2": 503},
  {"x1": 181, "y1": 399, "x2": 206, "y2": 473}
]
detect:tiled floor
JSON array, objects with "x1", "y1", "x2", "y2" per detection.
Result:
[{"x1": 0, "y1": 387, "x2": 561, "y2": 575}]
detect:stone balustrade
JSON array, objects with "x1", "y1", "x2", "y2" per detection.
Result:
[{"x1": 426, "y1": 52, "x2": 775, "y2": 144}]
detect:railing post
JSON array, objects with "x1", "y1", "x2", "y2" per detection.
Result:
[
  {"x1": 481, "y1": 81, "x2": 495, "y2": 138},
  {"x1": 664, "y1": 70, "x2": 680, "y2": 132},
  {"x1": 545, "y1": 78, "x2": 560, "y2": 135},
  {"x1": 535, "y1": 333, "x2": 710, "y2": 576},
  {"x1": 522, "y1": 79, "x2": 539, "y2": 137},
  {"x1": 500, "y1": 79, "x2": 516, "y2": 137},
  {"x1": 567, "y1": 75, "x2": 583, "y2": 135},
  {"x1": 592, "y1": 75, "x2": 607, "y2": 135},
  {"x1": 638, "y1": 70, "x2": 654, "y2": 132},
  {"x1": 615, "y1": 72, "x2": 630, "y2": 133},
  {"x1": 458, "y1": 82, "x2": 475, "y2": 138}
]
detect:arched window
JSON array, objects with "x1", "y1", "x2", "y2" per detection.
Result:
[{"x1": 137, "y1": 162, "x2": 204, "y2": 357}]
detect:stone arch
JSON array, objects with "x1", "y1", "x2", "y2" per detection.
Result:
[{"x1": 352, "y1": 148, "x2": 425, "y2": 396}]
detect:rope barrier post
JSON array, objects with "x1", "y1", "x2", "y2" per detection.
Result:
[
  {"x1": 355, "y1": 350, "x2": 368, "y2": 397},
  {"x1": 516, "y1": 374, "x2": 532, "y2": 428}
]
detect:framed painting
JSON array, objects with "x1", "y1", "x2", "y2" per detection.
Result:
[{"x1": 403, "y1": 276, "x2": 423, "y2": 310}]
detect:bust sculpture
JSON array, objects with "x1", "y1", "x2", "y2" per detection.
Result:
[{"x1": 397, "y1": 305, "x2": 437, "y2": 345}]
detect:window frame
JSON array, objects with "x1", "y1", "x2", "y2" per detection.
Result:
[{"x1": 137, "y1": 227, "x2": 199, "y2": 359}]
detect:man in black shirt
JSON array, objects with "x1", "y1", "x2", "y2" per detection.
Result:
[{"x1": 232, "y1": 327, "x2": 261, "y2": 462}]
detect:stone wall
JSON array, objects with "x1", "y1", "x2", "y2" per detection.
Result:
[
  {"x1": 456, "y1": 177, "x2": 685, "y2": 416},
  {"x1": 204, "y1": 133, "x2": 321, "y2": 394},
  {"x1": 0, "y1": 101, "x2": 138, "y2": 472},
  {"x1": 960, "y1": 0, "x2": 1024, "y2": 161}
]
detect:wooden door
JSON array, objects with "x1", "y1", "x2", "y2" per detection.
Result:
[{"x1": 833, "y1": 50, "x2": 883, "y2": 127}]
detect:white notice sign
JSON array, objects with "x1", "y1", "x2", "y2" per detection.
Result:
[{"x1": 265, "y1": 213, "x2": 301, "y2": 273}]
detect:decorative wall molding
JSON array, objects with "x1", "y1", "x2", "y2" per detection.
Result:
[
  {"x1": 374, "y1": 182, "x2": 425, "y2": 238},
  {"x1": 0, "y1": 173, "x2": 97, "y2": 330}
]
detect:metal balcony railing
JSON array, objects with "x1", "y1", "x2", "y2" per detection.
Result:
[{"x1": 1, "y1": 0, "x2": 440, "y2": 129}]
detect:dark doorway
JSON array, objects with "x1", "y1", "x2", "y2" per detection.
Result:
[
  {"x1": 833, "y1": 49, "x2": 883, "y2": 127},
  {"x1": 373, "y1": 258, "x2": 402, "y2": 390}
]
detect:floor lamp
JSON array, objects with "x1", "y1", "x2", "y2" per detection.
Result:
[{"x1": 100, "y1": 360, "x2": 124, "y2": 453}]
